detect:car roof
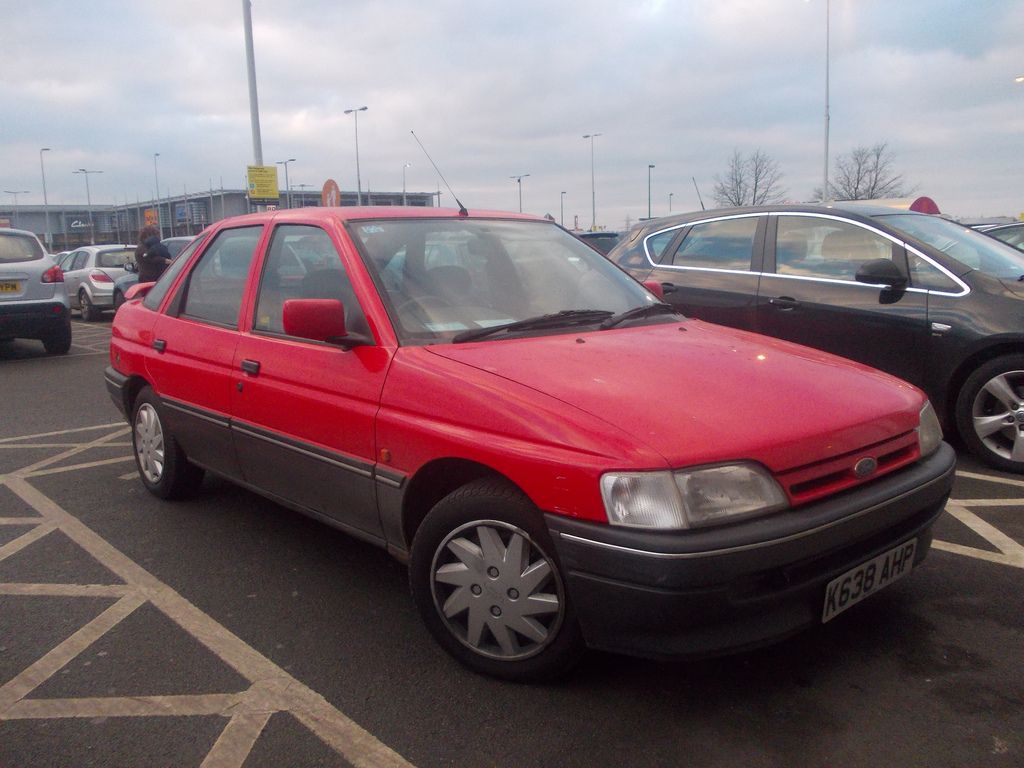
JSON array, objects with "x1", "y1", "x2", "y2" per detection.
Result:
[
  {"x1": 0, "y1": 227, "x2": 42, "y2": 238},
  {"x1": 208, "y1": 206, "x2": 545, "y2": 228}
]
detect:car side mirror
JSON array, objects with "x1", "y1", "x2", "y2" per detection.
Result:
[
  {"x1": 855, "y1": 258, "x2": 907, "y2": 290},
  {"x1": 125, "y1": 261, "x2": 138, "y2": 273},
  {"x1": 124, "y1": 282, "x2": 154, "y2": 301},
  {"x1": 281, "y1": 298, "x2": 372, "y2": 348},
  {"x1": 642, "y1": 280, "x2": 664, "y2": 299}
]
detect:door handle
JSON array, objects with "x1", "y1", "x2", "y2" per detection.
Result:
[
  {"x1": 152, "y1": 339, "x2": 166, "y2": 352},
  {"x1": 769, "y1": 296, "x2": 798, "y2": 310},
  {"x1": 240, "y1": 359, "x2": 261, "y2": 376},
  {"x1": 659, "y1": 282, "x2": 678, "y2": 294}
]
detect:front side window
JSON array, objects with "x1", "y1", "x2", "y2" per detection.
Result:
[
  {"x1": 350, "y1": 218, "x2": 653, "y2": 344},
  {"x1": 907, "y1": 253, "x2": 959, "y2": 292},
  {"x1": 179, "y1": 226, "x2": 262, "y2": 327},
  {"x1": 254, "y1": 224, "x2": 368, "y2": 338},
  {"x1": 669, "y1": 217, "x2": 758, "y2": 270},
  {"x1": 143, "y1": 233, "x2": 209, "y2": 311},
  {"x1": 775, "y1": 217, "x2": 893, "y2": 281}
]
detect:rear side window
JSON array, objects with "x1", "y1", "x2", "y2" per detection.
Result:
[
  {"x1": 0, "y1": 233, "x2": 45, "y2": 263},
  {"x1": 668, "y1": 217, "x2": 758, "y2": 270},
  {"x1": 179, "y1": 227, "x2": 262, "y2": 327}
]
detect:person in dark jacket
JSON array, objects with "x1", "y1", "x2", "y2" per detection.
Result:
[{"x1": 135, "y1": 225, "x2": 172, "y2": 283}]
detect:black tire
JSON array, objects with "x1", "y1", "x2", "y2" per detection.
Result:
[
  {"x1": 409, "y1": 477, "x2": 584, "y2": 682},
  {"x1": 42, "y1": 321, "x2": 72, "y2": 355},
  {"x1": 131, "y1": 386, "x2": 205, "y2": 499},
  {"x1": 955, "y1": 354, "x2": 1024, "y2": 473},
  {"x1": 80, "y1": 290, "x2": 98, "y2": 322}
]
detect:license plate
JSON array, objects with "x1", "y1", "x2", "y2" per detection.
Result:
[
  {"x1": 0, "y1": 281, "x2": 19, "y2": 293},
  {"x1": 822, "y1": 538, "x2": 917, "y2": 623}
]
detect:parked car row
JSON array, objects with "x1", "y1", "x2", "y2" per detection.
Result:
[
  {"x1": 107, "y1": 206, "x2": 955, "y2": 681},
  {"x1": 608, "y1": 202, "x2": 1024, "y2": 474}
]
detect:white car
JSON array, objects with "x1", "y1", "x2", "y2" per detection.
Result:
[
  {"x1": 62, "y1": 245, "x2": 135, "y2": 321},
  {"x1": 0, "y1": 228, "x2": 71, "y2": 353}
]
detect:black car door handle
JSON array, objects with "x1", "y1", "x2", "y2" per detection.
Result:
[
  {"x1": 769, "y1": 296, "x2": 798, "y2": 310},
  {"x1": 660, "y1": 282, "x2": 678, "y2": 294},
  {"x1": 152, "y1": 339, "x2": 166, "y2": 352},
  {"x1": 240, "y1": 359, "x2": 261, "y2": 376}
]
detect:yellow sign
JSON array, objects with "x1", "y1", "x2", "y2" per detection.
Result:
[
  {"x1": 247, "y1": 165, "x2": 279, "y2": 203},
  {"x1": 144, "y1": 208, "x2": 159, "y2": 226}
]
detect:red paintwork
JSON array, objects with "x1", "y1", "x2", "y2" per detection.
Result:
[{"x1": 110, "y1": 206, "x2": 929, "y2": 526}]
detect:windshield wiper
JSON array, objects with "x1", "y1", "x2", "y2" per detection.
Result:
[
  {"x1": 599, "y1": 302, "x2": 680, "y2": 330},
  {"x1": 452, "y1": 309, "x2": 614, "y2": 343}
]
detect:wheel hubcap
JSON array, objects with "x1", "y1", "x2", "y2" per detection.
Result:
[
  {"x1": 134, "y1": 403, "x2": 165, "y2": 483},
  {"x1": 971, "y1": 369, "x2": 1024, "y2": 463},
  {"x1": 430, "y1": 520, "x2": 564, "y2": 661}
]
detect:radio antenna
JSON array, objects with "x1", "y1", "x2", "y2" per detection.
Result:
[
  {"x1": 411, "y1": 130, "x2": 468, "y2": 216},
  {"x1": 692, "y1": 176, "x2": 706, "y2": 211}
]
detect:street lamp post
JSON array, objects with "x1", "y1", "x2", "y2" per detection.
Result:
[
  {"x1": 39, "y1": 148, "x2": 51, "y2": 248},
  {"x1": 153, "y1": 153, "x2": 163, "y2": 238},
  {"x1": 647, "y1": 164, "x2": 655, "y2": 219},
  {"x1": 73, "y1": 169, "x2": 102, "y2": 245},
  {"x1": 276, "y1": 158, "x2": 295, "y2": 208},
  {"x1": 560, "y1": 191, "x2": 566, "y2": 227},
  {"x1": 402, "y1": 163, "x2": 411, "y2": 206},
  {"x1": 583, "y1": 133, "x2": 601, "y2": 231},
  {"x1": 669, "y1": 192, "x2": 674, "y2": 213},
  {"x1": 822, "y1": 0, "x2": 831, "y2": 201},
  {"x1": 3, "y1": 190, "x2": 29, "y2": 229},
  {"x1": 344, "y1": 106, "x2": 368, "y2": 205},
  {"x1": 510, "y1": 174, "x2": 529, "y2": 213}
]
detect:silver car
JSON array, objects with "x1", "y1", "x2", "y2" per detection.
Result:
[
  {"x1": 0, "y1": 228, "x2": 71, "y2": 354},
  {"x1": 62, "y1": 244, "x2": 135, "y2": 321}
]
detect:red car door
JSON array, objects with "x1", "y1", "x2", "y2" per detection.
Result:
[
  {"x1": 229, "y1": 222, "x2": 394, "y2": 539},
  {"x1": 144, "y1": 225, "x2": 265, "y2": 481}
]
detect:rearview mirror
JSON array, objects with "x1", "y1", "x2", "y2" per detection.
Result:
[
  {"x1": 124, "y1": 261, "x2": 137, "y2": 273},
  {"x1": 855, "y1": 259, "x2": 907, "y2": 290},
  {"x1": 281, "y1": 298, "x2": 372, "y2": 348}
]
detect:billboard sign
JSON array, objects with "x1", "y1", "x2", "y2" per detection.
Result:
[{"x1": 247, "y1": 165, "x2": 280, "y2": 204}]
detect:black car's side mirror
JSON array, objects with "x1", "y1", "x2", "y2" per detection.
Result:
[{"x1": 855, "y1": 259, "x2": 907, "y2": 290}]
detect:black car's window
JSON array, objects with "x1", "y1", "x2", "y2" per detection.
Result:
[
  {"x1": 645, "y1": 230, "x2": 676, "y2": 264},
  {"x1": 907, "y1": 253, "x2": 959, "y2": 292},
  {"x1": 0, "y1": 233, "x2": 45, "y2": 263},
  {"x1": 179, "y1": 227, "x2": 261, "y2": 327},
  {"x1": 254, "y1": 224, "x2": 368, "y2": 339},
  {"x1": 878, "y1": 213, "x2": 1024, "y2": 279},
  {"x1": 668, "y1": 217, "x2": 758, "y2": 270},
  {"x1": 775, "y1": 217, "x2": 892, "y2": 281},
  {"x1": 143, "y1": 233, "x2": 209, "y2": 311},
  {"x1": 991, "y1": 226, "x2": 1024, "y2": 250}
]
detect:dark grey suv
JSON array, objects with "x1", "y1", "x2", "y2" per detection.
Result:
[{"x1": 609, "y1": 203, "x2": 1024, "y2": 473}]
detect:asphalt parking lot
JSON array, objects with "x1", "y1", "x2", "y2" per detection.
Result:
[{"x1": 1, "y1": 317, "x2": 1022, "y2": 767}]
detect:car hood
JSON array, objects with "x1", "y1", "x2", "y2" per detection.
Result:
[{"x1": 426, "y1": 320, "x2": 924, "y2": 473}]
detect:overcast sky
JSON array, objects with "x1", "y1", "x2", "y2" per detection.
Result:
[{"x1": 4, "y1": 0, "x2": 1022, "y2": 228}]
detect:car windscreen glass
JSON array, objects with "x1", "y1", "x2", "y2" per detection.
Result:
[
  {"x1": 97, "y1": 249, "x2": 136, "y2": 268},
  {"x1": 0, "y1": 233, "x2": 45, "y2": 263},
  {"x1": 879, "y1": 214, "x2": 1024, "y2": 279},
  {"x1": 349, "y1": 218, "x2": 655, "y2": 344}
]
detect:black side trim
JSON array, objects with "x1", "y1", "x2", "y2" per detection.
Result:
[
  {"x1": 374, "y1": 467, "x2": 406, "y2": 489},
  {"x1": 231, "y1": 420, "x2": 374, "y2": 479},
  {"x1": 163, "y1": 399, "x2": 231, "y2": 429}
]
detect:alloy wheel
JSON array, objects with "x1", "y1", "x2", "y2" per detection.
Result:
[
  {"x1": 971, "y1": 368, "x2": 1024, "y2": 463},
  {"x1": 134, "y1": 403, "x2": 166, "y2": 483}
]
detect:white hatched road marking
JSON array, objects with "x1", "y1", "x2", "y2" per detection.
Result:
[{"x1": 0, "y1": 423, "x2": 414, "y2": 768}]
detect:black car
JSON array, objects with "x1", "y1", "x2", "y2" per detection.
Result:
[
  {"x1": 608, "y1": 203, "x2": 1024, "y2": 473},
  {"x1": 981, "y1": 222, "x2": 1024, "y2": 253},
  {"x1": 576, "y1": 230, "x2": 622, "y2": 254}
]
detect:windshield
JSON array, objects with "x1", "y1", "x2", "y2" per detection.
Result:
[
  {"x1": 349, "y1": 218, "x2": 656, "y2": 344},
  {"x1": 877, "y1": 213, "x2": 1024, "y2": 279},
  {"x1": 97, "y1": 248, "x2": 136, "y2": 269}
]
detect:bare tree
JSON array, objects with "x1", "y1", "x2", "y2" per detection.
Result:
[
  {"x1": 713, "y1": 149, "x2": 786, "y2": 207},
  {"x1": 819, "y1": 142, "x2": 913, "y2": 200}
]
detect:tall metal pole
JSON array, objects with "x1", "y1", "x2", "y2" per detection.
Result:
[
  {"x1": 73, "y1": 169, "x2": 101, "y2": 245},
  {"x1": 583, "y1": 133, "x2": 601, "y2": 231},
  {"x1": 823, "y1": 0, "x2": 830, "y2": 201},
  {"x1": 344, "y1": 106, "x2": 368, "y2": 205},
  {"x1": 242, "y1": 0, "x2": 263, "y2": 166},
  {"x1": 39, "y1": 148, "x2": 51, "y2": 248},
  {"x1": 669, "y1": 192, "x2": 674, "y2": 213},
  {"x1": 276, "y1": 158, "x2": 295, "y2": 208},
  {"x1": 3, "y1": 190, "x2": 29, "y2": 229},
  {"x1": 560, "y1": 191, "x2": 566, "y2": 227},
  {"x1": 153, "y1": 153, "x2": 163, "y2": 238},
  {"x1": 510, "y1": 174, "x2": 529, "y2": 213},
  {"x1": 647, "y1": 164, "x2": 655, "y2": 219},
  {"x1": 402, "y1": 163, "x2": 411, "y2": 206}
]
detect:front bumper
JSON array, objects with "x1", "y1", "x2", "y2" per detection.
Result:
[
  {"x1": 0, "y1": 301, "x2": 70, "y2": 340},
  {"x1": 546, "y1": 442, "x2": 956, "y2": 660},
  {"x1": 104, "y1": 366, "x2": 131, "y2": 420}
]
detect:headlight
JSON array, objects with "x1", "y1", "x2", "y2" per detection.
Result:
[
  {"x1": 917, "y1": 400, "x2": 943, "y2": 457},
  {"x1": 600, "y1": 462, "x2": 788, "y2": 530}
]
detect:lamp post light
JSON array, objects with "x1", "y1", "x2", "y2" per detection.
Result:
[
  {"x1": 344, "y1": 106, "x2": 368, "y2": 205},
  {"x1": 39, "y1": 148, "x2": 51, "y2": 248},
  {"x1": 669, "y1": 191, "x2": 674, "y2": 213},
  {"x1": 510, "y1": 174, "x2": 530, "y2": 213},
  {"x1": 153, "y1": 153, "x2": 163, "y2": 238},
  {"x1": 73, "y1": 169, "x2": 102, "y2": 245},
  {"x1": 583, "y1": 133, "x2": 601, "y2": 230},
  {"x1": 647, "y1": 164, "x2": 655, "y2": 219},
  {"x1": 560, "y1": 191, "x2": 566, "y2": 227},
  {"x1": 3, "y1": 190, "x2": 29, "y2": 229},
  {"x1": 276, "y1": 158, "x2": 295, "y2": 208},
  {"x1": 1016, "y1": 75, "x2": 1024, "y2": 83},
  {"x1": 402, "y1": 163, "x2": 411, "y2": 206}
]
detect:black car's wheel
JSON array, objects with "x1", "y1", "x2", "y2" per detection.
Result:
[
  {"x1": 42, "y1": 321, "x2": 72, "y2": 355},
  {"x1": 956, "y1": 354, "x2": 1024, "y2": 473},
  {"x1": 79, "y1": 290, "x2": 98, "y2": 322},
  {"x1": 131, "y1": 386, "x2": 205, "y2": 499},
  {"x1": 409, "y1": 478, "x2": 583, "y2": 681}
]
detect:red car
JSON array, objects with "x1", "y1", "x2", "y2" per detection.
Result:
[{"x1": 106, "y1": 206, "x2": 955, "y2": 681}]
